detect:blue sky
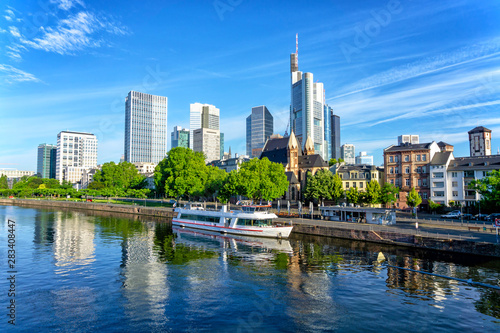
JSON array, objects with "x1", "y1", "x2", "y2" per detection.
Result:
[{"x1": 1, "y1": 0, "x2": 500, "y2": 171}]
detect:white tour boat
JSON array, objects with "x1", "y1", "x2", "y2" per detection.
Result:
[{"x1": 173, "y1": 203, "x2": 293, "y2": 239}]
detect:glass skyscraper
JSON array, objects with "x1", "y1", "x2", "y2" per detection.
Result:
[
  {"x1": 37, "y1": 143, "x2": 57, "y2": 178},
  {"x1": 246, "y1": 106, "x2": 273, "y2": 158},
  {"x1": 171, "y1": 126, "x2": 190, "y2": 149},
  {"x1": 290, "y1": 47, "x2": 328, "y2": 160},
  {"x1": 124, "y1": 91, "x2": 168, "y2": 164},
  {"x1": 331, "y1": 113, "x2": 341, "y2": 160}
]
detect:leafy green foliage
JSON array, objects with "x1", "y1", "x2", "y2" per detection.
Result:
[
  {"x1": 154, "y1": 147, "x2": 208, "y2": 199},
  {"x1": 345, "y1": 187, "x2": 360, "y2": 204},
  {"x1": 303, "y1": 169, "x2": 332, "y2": 202},
  {"x1": 92, "y1": 161, "x2": 145, "y2": 190},
  {"x1": 0, "y1": 174, "x2": 8, "y2": 189},
  {"x1": 328, "y1": 158, "x2": 344, "y2": 166},
  {"x1": 330, "y1": 174, "x2": 344, "y2": 204},
  {"x1": 364, "y1": 180, "x2": 381, "y2": 206},
  {"x1": 380, "y1": 183, "x2": 399, "y2": 207},
  {"x1": 237, "y1": 157, "x2": 289, "y2": 201},
  {"x1": 428, "y1": 199, "x2": 442, "y2": 213},
  {"x1": 218, "y1": 170, "x2": 243, "y2": 204},
  {"x1": 406, "y1": 187, "x2": 422, "y2": 208},
  {"x1": 204, "y1": 166, "x2": 228, "y2": 200},
  {"x1": 469, "y1": 170, "x2": 500, "y2": 212}
]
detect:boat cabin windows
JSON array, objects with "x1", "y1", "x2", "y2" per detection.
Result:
[
  {"x1": 241, "y1": 206, "x2": 270, "y2": 213},
  {"x1": 236, "y1": 218, "x2": 273, "y2": 227},
  {"x1": 180, "y1": 214, "x2": 220, "y2": 223}
]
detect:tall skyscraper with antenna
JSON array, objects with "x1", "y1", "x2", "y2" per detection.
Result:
[{"x1": 290, "y1": 34, "x2": 328, "y2": 160}]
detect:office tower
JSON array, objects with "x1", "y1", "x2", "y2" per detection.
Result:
[
  {"x1": 171, "y1": 126, "x2": 190, "y2": 149},
  {"x1": 355, "y1": 152, "x2": 373, "y2": 165},
  {"x1": 124, "y1": 91, "x2": 168, "y2": 164},
  {"x1": 193, "y1": 128, "x2": 220, "y2": 163},
  {"x1": 331, "y1": 113, "x2": 341, "y2": 160},
  {"x1": 246, "y1": 106, "x2": 273, "y2": 158},
  {"x1": 468, "y1": 126, "x2": 491, "y2": 157},
  {"x1": 37, "y1": 143, "x2": 57, "y2": 178},
  {"x1": 290, "y1": 37, "x2": 327, "y2": 159},
  {"x1": 341, "y1": 144, "x2": 355, "y2": 164},
  {"x1": 189, "y1": 103, "x2": 219, "y2": 149},
  {"x1": 55, "y1": 131, "x2": 97, "y2": 183},
  {"x1": 220, "y1": 132, "x2": 224, "y2": 160},
  {"x1": 323, "y1": 106, "x2": 332, "y2": 161}
]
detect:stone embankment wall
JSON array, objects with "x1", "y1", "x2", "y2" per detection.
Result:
[
  {"x1": 0, "y1": 199, "x2": 176, "y2": 219},
  {"x1": 3, "y1": 199, "x2": 499, "y2": 257},
  {"x1": 293, "y1": 223, "x2": 500, "y2": 258}
]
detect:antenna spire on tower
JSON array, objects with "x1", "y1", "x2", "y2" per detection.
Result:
[{"x1": 295, "y1": 33, "x2": 298, "y2": 68}]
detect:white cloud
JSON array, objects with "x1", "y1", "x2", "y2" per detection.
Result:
[
  {"x1": 4, "y1": 9, "x2": 14, "y2": 21},
  {"x1": 0, "y1": 64, "x2": 41, "y2": 84},
  {"x1": 9, "y1": 26, "x2": 21, "y2": 38},
  {"x1": 50, "y1": 0, "x2": 85, "y2": 11}
]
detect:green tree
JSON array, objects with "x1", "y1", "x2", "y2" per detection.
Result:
[
  {"x1": 204, "y1": 166, "x2": 228, "y2": 201},
  {"x1": 0, "y1": 175, "x2": 8, "y2": 189},
  {"x1": 154, "y1": 147, "x2": 208, "y2": 200},
  {"x1": 92, "y1": 161, "x2": 145, "y2": 190},
  {"x1": 237, "y1": 157, "x2": 288, "y2": 201},
  {"x1": 428, "y1": 199, "x2": 442, "y2": 214},
  {"x1": 406, "y1": 188, "x2": 422, "y2": 209},
  {"x1": 380, "y1": 183, "x2": 399, "y2": 207},
  {"x1": 330, "y1": 174, "x2": 344, "y2": 204},
  {"x1": 345, "y1": 187, "x2": 360, "y2": 204},
  {"x1": 365, "y1": 180, "x2": 381, "y2": 206},
  {"x1": 303, "y1": 170, "x2": 332, "y2": 203},
  {"x1": 469, "y1": 170, "x2": 500, "y2": 212},
  {"x1": 329, "y1": 158, "x2": 337, "y2": 167},
  {"x1": 218, "y1": 170, "x2": 243, "y2": 204}
]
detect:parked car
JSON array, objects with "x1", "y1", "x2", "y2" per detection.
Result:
[
  {"x1": 461, "y1": 213, "x2": 473, "y2": 220},
  {"x1": 473, "y1": 213, "x2": 489, "y2": 221},
  {"x1": 486, "y1": 213, "x2": 500, "y2": 222},
  {"x1": 441, "y1": 211, "x2": 461, "y2": 219}
]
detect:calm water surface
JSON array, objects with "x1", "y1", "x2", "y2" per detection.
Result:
[{"x1": 1, "y1": 205, "x2": 499, "y2": 332}]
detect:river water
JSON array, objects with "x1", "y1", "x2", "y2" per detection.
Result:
[{"x1": 0, "y1": 205, "x2": 499, "y2": 332}]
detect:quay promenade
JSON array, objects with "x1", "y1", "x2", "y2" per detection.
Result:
[{"x1": 2, "y1": 198, "x2": 499, "y2": 257}]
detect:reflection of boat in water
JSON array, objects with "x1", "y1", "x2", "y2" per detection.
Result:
[
  {"x1": 172, "y1": 225, "x2": 293, "y2": 255},
  {"x1": 173, "y1": 204, "x2": 293, "y2": 239}
]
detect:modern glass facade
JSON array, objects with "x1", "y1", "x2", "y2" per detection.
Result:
[
  {"x1": 290, "y1": 54, "x2": 326, "y2": 159},
  {"x1": 171, "y1": 126, "x2": 190, "y2": 149},
  {"x1": 37, "y1": 144, "x2": 57, "y2": 179},
  {"x1": 190, "y1": 103, "x2": 219, "y2": 150},
  {"x1": 124, "y1": 91, "x2": 168, "y2": 164},
  {"x1": 323, "y1": 105, "x2": 332, "y2": 161},
  {"x1": 246, "y1": 106, "x2": 273, "y2": 158},
  {"x1": 331, "y1": 113, "x2": 341, "y2": 160}
]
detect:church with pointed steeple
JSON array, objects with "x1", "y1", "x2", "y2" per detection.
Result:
[{"x1": 260, "y1": 131, "x2": 328, "y2": 200}]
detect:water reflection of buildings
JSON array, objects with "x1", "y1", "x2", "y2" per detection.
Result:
[
  {"x1": 53, "y1": 211, "x2": 96, "y2": 267},
  {"x1": 121, "y1": 223, "x2": 168, "y2": 324}
]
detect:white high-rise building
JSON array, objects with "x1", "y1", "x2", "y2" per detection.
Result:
[
  {"x1": 193, "y1": 128, "x2": 220, "y2": 163},
  {"x1": 290, "y1": 48, "x2": 327, "y2": 159},
  {"x1": 189, "y1": 103, "x2": 219, "y2": 149},
  {"x1": 125, "y1": 91, "x2": 168, "y2": 164},
  {"x1": 56, "y1": 131, "x2": 98, "y2": 183},
  {"x1": 341, "y1": 144, "x2": 355, "y2": 165},
  {"x1": 355, "y1": 151, "x2": 373, "y2": 165}
]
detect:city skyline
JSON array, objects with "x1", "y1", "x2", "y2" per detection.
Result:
[{"x1": 1, "y1": 0, "x2": 500, "y2": 171}]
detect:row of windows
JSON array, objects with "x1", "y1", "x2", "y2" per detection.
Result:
[
  {"x1": 345, "y1": 182, "x2": 364, "y2": 189},
  {"x1": 180, "y1": 214, "x2": 221, "y2": 223},
  {"x1": 389, "y1": 166, "x2": 427, "y2": 174},
  {"x1": 236, "y1": 219, "x2": 272, "y2": 227},
  {"x1": 389, "y1": 178, "x2": 428, "y2": 187},
  {"x1": 388, "y1": 154, "x2": 427, "y2": 163}
]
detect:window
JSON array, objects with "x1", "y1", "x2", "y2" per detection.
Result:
[
  {"x1": 451, "y1": 172, "x2": 458, "y2": 177},
  {"x1": 353, "y1": 182, "x2": 357, "y2": 188},
  {"x1": 359, "y1": 182, "x2": 364, "y2": 188},
  {"x1": 422, "y1": 166, "x2": 426, "y2": 173},
  {"x1": 395, "y1": 156, "x2": 399, "y2": 162},
  {"x1": 346, "y1": 182, "x2": 349, "y2": 188},
  {"x1": 390, "y1": 167, "x2": 393, "y2": 174},
  {"x1": 422, "y1": 155, "x2": 427, "y2": 161},
  {"x1": 405, "y1": 179, "x2": 410, "y2": 186},
  {"x1": 482, "y1": 171, "x2": 487, "y2": 177},
  {"x1": 452, "y1": 191, "x2": 458, "y2": 197},
  {"x1": 395, "y1": 167, "x2": 399, "y2": 174},
  {"x1": 390, "y1": 179, "x2": 394, "y2": 185},
  {"x1": 418, "y1": 179, "x2": 422, "y2": 187},
  {"x1": 452, "y1": 181, "x2": 458, "y2": 187},
  {"x1": 416, "y1": 155, "x2": 421, "y2": 161},
  {"x1": 422, "y1": 192, "x2": 428, "y2": 199},
  {"x1": 405, "y1": 167, "x2": 410, "y2": 174},
  {"x1": 422, "y1": 178, "x2": 428, "y2": 186},
  {"x1": 417, "y1": 166, "x2": 421, "y2": 173},
  {"x1": 389, "y1": 156, "x2": 394, "y2": 163},
  {"x1": 405, "y1": 155, "x2": 409, "y2": 162}
]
